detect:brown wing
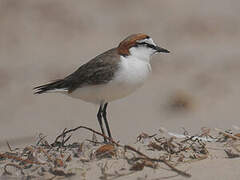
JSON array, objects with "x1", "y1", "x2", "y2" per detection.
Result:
[
  {"x1": 64, "y1": 48, "x2": 120, "y2": 93},
  {"x1": 34, "y1": 48, "x2": 120, "y2": 94}
]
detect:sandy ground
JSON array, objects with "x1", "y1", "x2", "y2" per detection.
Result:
[
  {"x1": 1, "y1": 127, "x2": 240, "y2": 180},
  {"x1": 1, "y1": 0, "x2": 240, "y2": 179}
]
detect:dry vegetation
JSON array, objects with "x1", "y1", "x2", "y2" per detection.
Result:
[{"x1": 0, "y1": 126, "x2": 240, "y2": 179}]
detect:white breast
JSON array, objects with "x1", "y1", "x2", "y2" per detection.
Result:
[
  {"x1": 114, "y1": 55, "x2": 151, "y2": 90},
  {"x1": 68, "y1": 55, "x2": 151, "y2": 104}
]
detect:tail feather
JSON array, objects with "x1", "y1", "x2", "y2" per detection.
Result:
[{"x1": 33, "y1": 79, "x2": 68, "y2": 94}]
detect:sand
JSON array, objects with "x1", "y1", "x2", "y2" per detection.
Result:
[
  {"x1": 0, "y1": 127, "x2": 240, "y2": 179},
  {"x1": 1, "y1": 0, "x2": 240, "y2": 179}
]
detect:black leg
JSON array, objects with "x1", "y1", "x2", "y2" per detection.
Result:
[
  {"x1": 97, "y1": 105, "x2": 107, "y2": 142},
  {"x1": 102, "y1": 103, "x2": 112, "y2": 139}
]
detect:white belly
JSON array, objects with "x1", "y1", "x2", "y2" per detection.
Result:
[{"x1": 69, "y1": 57, "x2": 151, "y2": 104}]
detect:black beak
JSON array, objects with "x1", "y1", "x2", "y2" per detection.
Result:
[{"x1": 155, "y1": 46, "x2": 170, "y2": 53}]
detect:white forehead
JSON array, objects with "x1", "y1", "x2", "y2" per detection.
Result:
[{"x1": 137, "y1": 38, "x2": 156, "y2": 46}]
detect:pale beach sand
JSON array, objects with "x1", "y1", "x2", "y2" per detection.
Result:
[{"x1": 1, "y1": 0, "x2": 240, "y2": 179}]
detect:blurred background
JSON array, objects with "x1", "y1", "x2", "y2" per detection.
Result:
[{"x1": 1, "y1": 0, "x2": 240, "y2": 147}]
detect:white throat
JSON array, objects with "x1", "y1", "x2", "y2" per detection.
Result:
[{"x1": 129, "y1": 46, "x2": 155, "y2": 63}]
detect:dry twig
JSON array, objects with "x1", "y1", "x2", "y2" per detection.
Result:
[
  {"x1": 53, "y1": 126, "x2": 120, "y2": 147},
  {"x1": 124, "y1": 145, "x2": 191, "y2": 178},
  {"x1": 6, "y1": 141, "x2": 12, "y2": 152},
  {"x1": 0, "y1": 153, "x2": 44, "y2": 165}
]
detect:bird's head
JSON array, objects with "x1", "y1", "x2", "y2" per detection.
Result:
[{"x1": 117, "y1": 33, "x2": 169, "y2": 61}]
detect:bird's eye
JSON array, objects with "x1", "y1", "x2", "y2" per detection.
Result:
[{"x1": 136, "y1": 42, "x2": 156, "y2": 50}]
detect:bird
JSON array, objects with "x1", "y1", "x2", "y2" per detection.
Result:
[{"x1": 34, "y1": 33, "x2": 170, "y2": 142}]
